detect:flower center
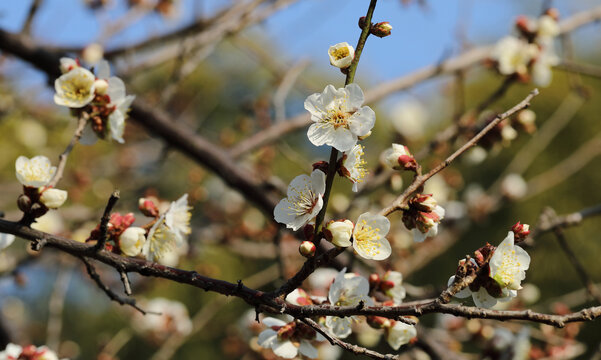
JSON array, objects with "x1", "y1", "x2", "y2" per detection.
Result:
[
  {"x1": 493, "y1": 248, "x2": 521, "y2": 287},
  {"x1": 19, "y1": 161, "x2": 52, "y2": 184},
  {"x1": 331, "y1": 47, "x2": 350, "y2": 60},
  {"x1": 148, "y1": 225, "x2": 176, "y2": 260},
  {"x1": 61, "y1": 75, "x2": 94, "y2": 102},
  {"x1": 351, "y1": 146, "x2": 368, "y2": 183},
  {"x1": 354, "y1": 220, "x2": 382, "y2": 257},
  {"x1": 287, "y1": 186, "x2": 318, "y2": 216}
]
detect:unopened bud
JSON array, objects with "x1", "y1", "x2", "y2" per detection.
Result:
[
  {"x1": 39, "y1": 188, "x2": 68, "y2": 209},
  {"x1": 367, "y1": 316, "x2": 391, "y2": 329},
  {"x1": 82, "y1": 43, "x2": 104, "y2": 64},
  {"x1": 369, "y1": 273, "x2": 380, "y2": 289},
  {"x1": 138, "y1": 197, "x2": 159, "y2": 217},
  {"x1": 328, "y1": 42, "x2": 355, "y2": 69},
  {"x1": 380, "y1": 280, "x2": 395, "y2": 291},
  {"x1": 371, "y1": 21, "x2": 393, "y2": 37},
  {"x1": 511, "y1": 221, "x2": 530, "y2": 241},
  {"x1": 358, "y1": 16, "x2": 368, "y2": 30},
  {"x1": 17, "y1": 194, "x2": 32, "y2": 213},
  {"x1": 299, "y1": 241, "x2": 316, "y2": 258},
  {"x1": 94, "y1": 79, "x2": 109, "y2": 95},
  {"x1": 324, "y1": 219, "x2": 353, "y2": 247},
  {"x1": 59, "y1": 57, "x2": 78, "y2": 74}
]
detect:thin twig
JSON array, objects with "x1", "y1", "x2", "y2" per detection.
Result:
[
  {"x1": 48, "y1": 113, "x2": 88, "y2": 188},
  {"x1": 380, "y1": 89, "x2": 539, "y2": 217},
  {"x1": 119, "y1": 269, "x2": 132, "y2": 296},
  {"x1": 46, "y1": 259, "x2": 73, "y2": 351},
  {"x1": 80, "y1": 257, "x2": 147, "y2": 314},
  {"x1": 21, "y1": 0, "x2": 43, "y2": 36},
  {"x1": 301, "y1": 317, "x2": 399, "y2": 360},
  {"x1": 92, "y1": 190, "x2": 120, "y2": 252}
]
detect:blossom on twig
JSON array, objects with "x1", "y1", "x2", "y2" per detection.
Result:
[
  {"x1": 258, "y1": 317, "x2": 323, "y2": 359},
  {"x1": 274, "y1": 170, "x2": 326, "y2": 231},
  {"x1": 304, "y1": 84, "x2": 375, "y2": 152},
  {"x1": 352, "y1": 213, "x2": 392, "y2": 260},
  {"x1": 326, "y1": 269, "x2": 373, "y2": 338}
]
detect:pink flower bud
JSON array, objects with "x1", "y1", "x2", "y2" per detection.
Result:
[
  {"x1": 138, "y1": 197, "x2": 159, "y2": 217},
  {"x1": 299, "y1": 241, "x2": 316, "y2": 258},
  {"x1": 367, "y1": 316, "x2": 391, "y2": 329},
  {"x1": 511, "y1": 221, "x2": 530, "y2": 241}
]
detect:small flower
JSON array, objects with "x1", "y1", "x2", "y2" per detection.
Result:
[
  {"x1": 119, "y1": 226, "x2": 146, "y2": 256},
  {"x1": 328, "y1": 42, "x2": 355, "y2": 69},
  {"x1": 490, "y1": 232, "x2": 531, "y2": 291},
  {"x1": 299, "y1": 241, "x2": 316, "y2": 258},
  {"x1": 491, "y1": 36, "x2": 539, "y2": 76},
  {"x1": 403, "y1": 194, "x2": 445, "y2": 243},
  {"x1": 537, "y1": 15, "x2": 560, "y2": 40},
  {"x1": 15, "y1": 156, "x2": 56, "y2": 188},
  {"x1": 107, "y1": 80, "x2": 136, "y2": 144},
  {"x1": 352, "y1": 213, "x2": 392, "y2": 260},
  {"x1": 326, "y1": 269, "x2": 373, "y2": 338},
  {"x1": 274, "y1": 170, "x2": 326, "y2": 231},
  {"x1": 258, "y1": 317, "x2": 322, "y2": 359},
  {"x1": 531, "y1": 47, "x2": 559, "y2": 87},
  {"x1": 380, "y1": 271, "x2": 406, "y2": 304},
  {"x1": 54, "y1": 66, "x2": 96, "y2": 108},
  {"x1": 132, "y1": 298, "x2": 192, "y2": 341},
  {"x1": 39, "y1": 188, "x2": 68, "y2": 209},
  {"x1": 304, "y1": 84, "x2": 376, "y2": 152},
  {"x1": 164, "y1": 194, "x2": 192, "y2": 244},
  {"x1": 324, "y1": 219, "x2": 354, "y2": 247},
  {"x1": 0, "y1": 233, "x2": 15, "y2": 251},
  {"x1": 382, "y1": 144, "x2": 417, "y2": 171},
  {"x1": 0, "y1": 343, "x2": 62, "y2": 360},
  {"x1": 139, "y1": 197, "x2": 160, "y2": 217},
  {"x1": 340, "y1": 144, "x2": 368, "y2": 192},
  {"x1": 386, "y1": 321, "x2": 416, "y2": 350}
]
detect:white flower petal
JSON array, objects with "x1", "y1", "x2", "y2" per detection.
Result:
[
  {"x1": 257, "y1": 329, "x2": 278, "y2": 347},
  {"x1": 79, "y1": 121, "x2": 99, "y2": 146},
  {"x1": 96, "y1": 60, "x2": 111, "y2": 79},
  {"x1": 272, "y1": 339, "x2": 298, "y2": 359},
  {"x1": 348, "y1": 106, "x2": 376, "y2": 137},
  {"x1": 298, "y1": 340, "x2": 319, "y2": 359},
  {"x1": 108, "y1": 77, "x2": 126, "y2": 102},
  {"x1": 448, "y1": 276, "x2": 472, "y2": 299},
  {"x1": 0, "y1": 233, "x2": 16, "y2": 251},
  {"x1": 325, "y1": 316, "x2": 353, "y2": 339},
  {"x1": 263, "y1": 317, "x2": 288, "y2": 328},
  {"x1": 344, "y1": 83, "x2": 364, "y2": 109},
  {"x1": 472, "y1": 287, "x2": 498, "y2": 308}
]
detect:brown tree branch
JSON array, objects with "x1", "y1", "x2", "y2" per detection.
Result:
[
  {"x1": 48, "y1": 113, "x2": 88, "y2": 188},
  {"x1": 379, "y1": 89, "x2": 539, "y2": 217}
]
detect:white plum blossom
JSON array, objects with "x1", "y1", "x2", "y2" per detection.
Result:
[
  {"x1": 15, "y1": 156, "x2": 56, "y2": 188},
  {"x1": 0, "y1": 233, "x2": 15, "y2": 251},
  {"x1": 490, "y1": 232, "x2": 531, "y2": 291},
  {"x1": 449, "y1": 233, "x2": 531, "y2": 308},
  {"x1": 341, "y1": 144, "x2": 368, "y2": 192},
  {"x1": 0, "y1": 343, "x2": 62, "y2": 360},
  {"x1": 381, "y1": 271, "x2": 406, "y2": 304},
  {"x1": 164, "y1": 194, "x2": 192, "y2": 244},
  {"x1": 328, "y1": 42, "x2": 355, "y2": 69},
  {"x1": 326, "y1": 269, "x2": 373, "y2": 338},
  {"x1": 325, "y1": 219, "x2": 354, "y2": 247},
  {"x1": 274, "y1": 170, "x2": 326, "y2": 231},
  {"x1": 501, "y1": 173, "x2": 528, "y2": 200},
  {"x1": 352, "y1": 213, "x2": 391, "y2": 260},
  {"x1": 412, "y1": 198, "x2": 445, "y2": 243},
  {"x1": 390, "y1": 99, "x2": 428, "y2": 138},
  {"x1": 304, "y1": 84, "x2": 375, "y2": 152},
  {"x1": 537, "y1": 15, "x2": 560, "y2": 42},
  {"x1": 386, "y1": 321, "x2": 417, "y2": 350},
  {"x1": 54, "y1": 66, "x2": 96, "y2": 108},
  {"x1": 258, "y1": 317, "x2": 322, "y2": 359},
  {"x1": 119, "y1": 226, "x2": 146, "y2": 256},
  {"x1": 133, "y1": 298, "x2": 192, "y2": 341},
  {"x1": 381, "y1": 143, "x2": 416, "y2": 171},
  {"x1": 39, "y1": 188, "x2": 68, "y2": 209},
  {"x1": 143, "y1": 221, "x2": 180, "y2": 262},
  {"x1": 491, "y1": 36, "x2": 539, "y2": 76},
  {"x1": 97, "y1": 60, "x2": 136, "y2": 144}
]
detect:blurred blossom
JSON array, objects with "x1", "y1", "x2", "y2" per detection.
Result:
[
  {"x1": 386, "y1": 321, "x2": 417, "y2": 350},
  {"x1": 390, "y1": 99, "x2": 428, "y2": 138},
  {"x1": 381, "y1": 271, "x2": 406, "y2": 304},
  {"x1": 82, "y1": 43, "x2": 104, "y2": 65},
  {"x1": 519, "y1": 283, "x2": 541, "y2": 305},
  {"x1": 330, "y1": 193, "x2": 350, "y2": 214},
  {"x1": 257, "y1": 317, "x2": 323, "y2": 359},
  {"x1": 0, "y1": 343, "x2": 62, "y2": 360},
  {"x1": 464, "y1": 146, "x2": 487, "y2": 165},
  {"x1": 31, "y1": 212, "x2": 65, "y2": 235},
  {"x1": 423, "y1": 174, "x2": 450, "y2": 203},
  {"x1": 355, "y1": 321, "x2": 382, "y2": 348},
  {"x1": 0, "y1": 233, "x2": 15, "y2": 251},
  {"x1": 242, "y1": 208, "x2": 265, "y2": 233},
  {"x1": 222, "y1": 190, "x2": 244, "y2": 214},
  {"x1": 53, "y1": 66, "x2": 96, "y2": 108},
  {"x1": 307, "y1": 268, "x2": 339, "y2": 294},
  {"x1": 491, "y1": 36, "x2": 539, "y2": 76},
  {"x1": 442, "y1": 200, "x2": 467, "y2": 221},
  {"x1": 326, "y1": 269, "x2": 373, "y2": 338},
  {"x1": 501, "y1": 173, "x2": 528, "y2": 200},
  {"x1": 16, "y1": 120, "x2": 47, "y2": 149},
  {"x1": 133, "y1": 298, "x2": 192, "y2": 341}
]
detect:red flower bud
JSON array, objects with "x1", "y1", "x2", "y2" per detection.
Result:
[{"x1": 299, "y1": 241, "x2": 316, "y2": 258}]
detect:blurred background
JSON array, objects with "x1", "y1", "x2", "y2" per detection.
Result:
[{"x1": 1, "y1": 0, "x2": 601, "y2": 359}]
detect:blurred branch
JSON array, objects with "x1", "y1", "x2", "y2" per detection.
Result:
[
  {"x1": 21, "y1": 0, "x2": 43, "y2": 36},
  {"x1": 533, "y1": 203, "x2": 601, "y2": 238},
  {"x1": 524, "y1": 133, "x2": 601, "y2": 200},
  {"x1": 230, "y1": 5, "x2": 601, "y2": 157},
  {"x1": 380, "y1": 89, "x2": 539, "y2": 217},
  {"x1": 557, "y1": 60, "x2": 601, "y2": 79},
  {"x1": 46, "y1": 260, "x2": 73, "y2": 351}
]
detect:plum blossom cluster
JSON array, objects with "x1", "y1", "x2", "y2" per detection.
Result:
[
  {"x1": 401, "y1": 193, "x2": 446, "y2": 243},
  {"x1": 449, "y1": 226, "x2": 531, "y2": 308},
  {"x1": 54, "y1": 58, "x2": 135, "y2": 144},
  {"x1": 0, "y1": 343, "x2": 64, "y2": 360},
  {"x1": 85, "y1": 194, "x2": 191, "y2": 264},
  {"x1": 490, "y1": 8, "x2": 560, "y2": 87},
  {"x1": 257, "y1": 269, "x2": 416, "y2": 357},
  {"x1": 15, "y1": 156, "x2": 68, "y2": 221}
]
